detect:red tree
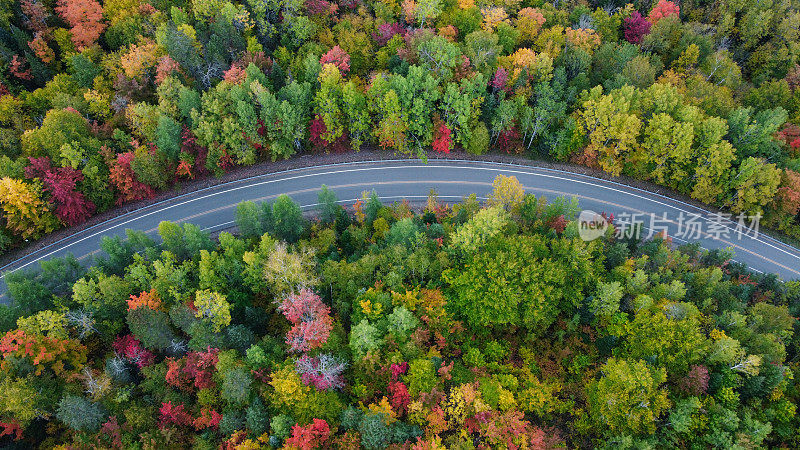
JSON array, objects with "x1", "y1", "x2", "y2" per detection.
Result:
[
  {"x1": 649, "y1": 0, "x2": 679, "y2": 24},
  {"x1": 183, "y1": 347, "x2": 219, "y2": 389},
  {"x1": 159, "y1": 402, "x2": 192, "y2": 427},
  {"x1": 112, "y1": 334, "x2": 155, "y2": 368},
  {"x1": 108, "y1": 151, "x2": 155, "y2": 205},
  {"x1": 320, "y1": 46, "x2": 351, "y2": 75},
  {"x1": 777, "y1": 123, "x2": 800, "y2": 157},
  {"x1": 278, "y1": 289, "x2": 334, "y2": 353},
  {"x1": 306, "y1": 0, "x2": 338, "y2": 16},
  {"x1": 177, "y1": 127, "x2": 209, "y2": 179},
  {"x1": 55, "y1": 0, "x2": 106, "y2": 49},
  {"x1": 624, "y1": 11, "x2": 652, "y2": 44},
  {"x1": 777, "y1": 170, "x2": 800, "y2": 215},
  {"x1": 678, "y1": 364, "x2": 709, "y2": 395},
  {"x1": 491, "y1": 67, "x2": 508, "y2": 92},
  {"x1": 389, "y1": 381, "x2": 411, "y2": 413},
  {"x1": 20, "y1": 0, "x2": 50, "y2": 34},
  {"x1": 9, "y1": 56, "x2": 33, "y2": 81},
  {"x1": 284, "y1": 419, "x2": 331, "y2": 449},
  {"x1": 432, "y1": 122, "x2": 452, "y2": 154},
  {"x1": 25, "y1": 157, "x2": 96, "y2": 226},
  {"x1": 373, "y1": 23, "x2": 406, "y2": 46}
]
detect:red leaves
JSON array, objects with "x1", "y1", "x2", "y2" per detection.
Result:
[
  {"x1": 127, "y1": 288, "x2": 162, "y2": 311},
  {"x1": 55, "y1": 0, "x2": 106, "y2": 49},
  {"x1": 159, "y1": 401, "x2": 192, "y2": 427},
  {"x1": 177, "y1": 127, "x2": 209, "y2": 179},
  {"x1": 183, "y1": 347, "x2": 219, "y2": 390},
  {"x1": 20, "y1": 0, "x2": 49, "y2": 34},
  {"x1": 777, "y1": 169, "x2": 800, "y2": 215},
  {"x1": 1, "y1": 329, "x2": 87, "y2": 376},
  {"x1": 491, "y1": 68, "x2": 509, "y2": 92},
  {"x1": 678, "y1": 364, "x2": 709, "y2": 396},
  {"x1": 390, "y1": 362, "x2": 409, "y2": 381},
  {"x1": 108, "y1": 151, "x2": 155, "y2": 205},
  {"x1": 547, "y1": 215, "x2": 568, "y2": 233},
  {"x1": 496, "y1": 126, "x2": 523, "y2": 155},
  {"x1": 160, "y1": 400, "x2": 222, "y2": 431},
  {"x1": 777, "y1": 123, "x2": 800, "y2": 157},
  {"x1": 279, "y1": 289, "x2": 334, "y2": 353},
  {"x1": 373, "y1": 23, "x2": 406, "y2": 46},
  {"x1": 432, "y1": 122, "x2": 452, "y2": 154},
  {"x1": 306, "y1": 0, "x2": 338, "y2": 16},
  {"x1": 648, "y1": 0, "x2": 679, "y2": 24},
  {"x1": 112, "y1": 335, "x2": 154, "y2": 368},
  {"x1": 24, "y1": 157, "x2": 97, "y2": 226},
  {"x1": 295, "y1": 354, "x2": 347, "y2": 389},
  {"x1": 309, "y1": 115, "x2": 350, "y2": 153},
  {"x1": 9, "y1": 55, "x2": 33, "y2": 81},
  {"x1": 389, "y1": 381, "x2": 411, "y2": 413},
  {"x1": 193, "y1": 408, "x2": 222, "y2": 430},
  {"x1": 623, "y1": 11, "x2": 652, "y2": 44},
  {"x1": 0, "y1": 420, "x2": 23, "y2": 441},
  {"x1": 320, "y1": 45, "x2": 351, "y2": 75},
  {"x1": 284, "y1": 419, "x2": 331, "y2": 449}
]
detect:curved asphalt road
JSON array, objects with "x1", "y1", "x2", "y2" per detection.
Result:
[{"x1": 2, "y1": 159, "x2": 799, "y2": 302}]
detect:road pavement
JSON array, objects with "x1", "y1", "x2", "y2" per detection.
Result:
[{"x1": 2, "y1": 159, "x2": 798, "y2": 302}]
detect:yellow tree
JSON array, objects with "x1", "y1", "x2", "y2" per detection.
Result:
[
  {"x1": 577, "y1": 86, "x2": 642, "y2": 177},
  {"x1": 0, "y1": 177, "x2": 58, "y2": 239},
  {"x1": 488, "y1": 174, "x2": 525, "y2": 209}
]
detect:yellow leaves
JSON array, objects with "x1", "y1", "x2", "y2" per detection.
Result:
[
  {"x1": 565, "y1": 27, "x2": 601, "y2": 53},
  {"x1": 516, "y1": 7, "x2": 546, "y2": 41},
  {"x1": 498, "y1": 388, "x2": 517, "y2": 411},
  {"x1": 359, "y1": 298, "x2": 384, "y2": 318},
  {"x1": 270, "y1": 364, "x2": 310, "y2": 408},
  {"x1": 0, "y1": 177, "x2": 57, "y2": 239},
  {"x1": 16, "y1": 310, "x2": 68, "y2": 339},
  {"x1": 480, "y1": 6, "x2": 509, "y2": 32},
  {"x1": 457, "y1": 0, "x2": 474, "y2": 9},
  {"x1": 367, "y1": 397, "x2": 397, "y2": 423},
  {"x1": 710, "y1": 328, "x2": 728, "y2": 341},
  {"x1": 488, "y1": 174, "x2": 525, "y2": 209},
  {"x1": 672, "y1": 43, "x2": 700, "y2": 74},
  {"x1": 193, "y1": 289, "x2": 232, "y2": 332},
  {"x1": 577, "y1": 86, "x2": 643, "y2": 177},
  {"x1": 120, "y1": 40, "x2": 161, "y2": 80},
  {"x1": 402, "y1": 0, "x2": 417, "y2": 24},
  {"x1": 319, "y1": 62, "x2": 343, "y2": 85},
  {"x1": 518, "y1": 376, "x2": 563, "y2": 416},
  {"x1": 392, "y1": 289, "x2": 421, "y2": 311}
]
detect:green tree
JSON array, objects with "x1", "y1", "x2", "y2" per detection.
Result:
[
  {"x1": 316, "y1": 185, "x2": 339, "y2": 224},
  {"x1": 587, "y1": 358, "x2": 671, "y2": 436},
  {"x1": 443, "y1": 235, "x2": 598, "y2": 335},
  {"x1": 271, "y1": 194, "x2": 305, "y2": 243},
  {"x1": 730, "y1": 157, "x2": 782, "y2": 215}
]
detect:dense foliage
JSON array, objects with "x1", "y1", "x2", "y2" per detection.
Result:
[
  {"x1": 1, "y1": 0, "x2": 800, "y2": 253},
  {"x1": 1, "y1": 178, "x2": 800, "y2": 448}
]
